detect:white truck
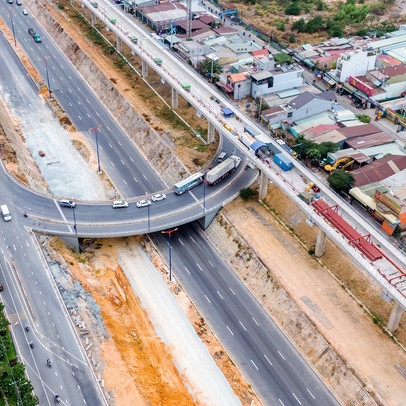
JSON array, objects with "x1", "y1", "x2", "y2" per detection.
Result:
[
  {"x1": 206, "y1": 156, "x2": 241, "y2": 185},
  {"x1": 1, "y1": 205, "x2": 11, "y2": 222}
]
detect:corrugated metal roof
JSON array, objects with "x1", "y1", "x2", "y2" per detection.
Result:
[
  {"x1": 277, "y1": 89, "x2": 301, "y2": 98},
  {"x1": 339, "y1": 123, "x2": 381, "y2": 139},
  {"x1": 345, "y1": 132, "x2": 394, "y2": 149}
]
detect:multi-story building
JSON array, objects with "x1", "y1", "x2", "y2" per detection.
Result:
[{"x1": 335, "y1": 48, "x2": 377, "y2": 82}]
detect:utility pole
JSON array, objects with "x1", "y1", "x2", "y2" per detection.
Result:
[
  {"x1": 186, "y1": 0, "x2": 192, "y2": 39},
  {"x1": 89, "y1": 125, "x2": 102, "y2": 173},
  {"x1": 161, "y1": 228, "x2": 178, "y2": 282},
  {"x1": 40, "y1": 57, "x2": 52, "y2": 99},
  {"x1": 146, "y1": 192, "x2": 150, "y2": 230},
  {"x1": 8, "y1": 11, "x2": 16, "y2": 47}
]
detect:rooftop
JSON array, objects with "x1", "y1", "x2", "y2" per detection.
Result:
[
  {"x1": 345, "y1": 132, "x2": 394, "y2": 149},
  {"x1": 139, "y1": 2, "x2": 187, "y2": 22},
  {"x1": 381, "y1": 169, "x2": 406, "y2": 201},
  {"x1": 338, "y1": 123, "x2": 381, "y2": 139},
  {"x1": 229, "y1": 72, "x2": 250, "y2": 83},
  {"x1": 351, "y1": 155, "x2": 406, "y2": 187},
  {"x1": 289, "y1": 91, "x2": 336, "y2": 109}
]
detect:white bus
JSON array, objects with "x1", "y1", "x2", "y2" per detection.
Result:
[{"x1": 174, "y1": 172, "x2": 203, "y2": 195}]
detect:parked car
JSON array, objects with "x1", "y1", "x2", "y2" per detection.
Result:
[
  {"x1": 16, "y1": 0, "x2": 22, "y2": 5},
  {"x1": 0, "y1": 282, "x2": 3, "y2": 292},
  {"x1": 22, "y1": 9, "x2": 28, "y2": 15},
  {"x1": 60, "y1": 199, "x2": 76, "y2": 208},
  {"x1": 112, "y1": 200, "x2": 128, "y2": 209},
  {"x1": 151, "y1": 193, "x2": 166, "y2": 202},
  {"x1": 136, "y1": 199, "x2": 151, "y2": 208}
]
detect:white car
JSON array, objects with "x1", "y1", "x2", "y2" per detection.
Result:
[
  {"x1": 22, "y1": 9, "x2": 28, "y2": 15},
  {"x1": 151, "y1": 193, "x2": 166, "y2": 202},
  {"x1": 136, "y1": 199, "x2": 151, "y2": 208},
  {"x1": 112, "y1": 200, "x2": 128, "y2": 209}
]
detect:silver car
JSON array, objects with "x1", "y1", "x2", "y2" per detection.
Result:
[
  {"x1": 112, "y1": 200, "x2": 128, "y2": 209},
  {"x1": 151, "y1": 193, "x2": 166, "y2": 202},
  {"x1": 136, "y1": 199, "x2": 151, "y2": 208}
]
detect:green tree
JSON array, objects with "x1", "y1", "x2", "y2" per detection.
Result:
[
  {"x1": 356, "y1": 114, "x2": 371, "y2": 123},
  {"x1": 329, "y1": 23, "x2": 344, "y2": 37},
  {"x1": 285, "y1": 2, "x2": 301, "y2": 15},
  {"x1": 288, "y1": 34, "x2": 296, "y2": 43},
  {"x1": 240, "y1": 188, "x2": 255, "y2": 200},
  {"x1": 291, "y1": 18, "x2": 305, "y2": 32},
  {"x1": 304, "y1": 16, "x2": 324, "y2": 33},
  {"x1": 328, "y1": 170, "x2": 355, "y2": 193},
  {"x1": 0, "y1": 303, "x2": 9, "y2": 332},
  {"x1": 197, "y1": 59, "x2": 222, "y2": 79}
]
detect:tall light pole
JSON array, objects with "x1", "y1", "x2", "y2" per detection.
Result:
[
  {"x1": 161, "y1": 228, "x2": 178, "y2": 282},
  {"x1": 8, "y1": 11, "x2": 17, "y2": 47},
  {"x1": 200, "y1": 175, "x2": 207, "y2": 215},
  {"x1": 40, "y1": 57, "x2": 52, "y2": 99},
  {"x1": 145, "y1": 192, "x2": 150, "y2": 230},
  {"x1": 89, "y1": 125, "x2": 102, "y2": 173},
  {"x1": 72, "y1": 205, "x2": 77, "y2": 235}
]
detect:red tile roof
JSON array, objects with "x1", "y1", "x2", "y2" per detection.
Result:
[
  {"x1": 252, "y1": 49, "x2": 269, "y2": 57},
  {"x1": 351, "y1": 155, "x2": 406, "y2": 186},
  {"x1": 338, "y1": 123, "x2": 381, "y2": 139},
  {"x1": 302, "y1": 124, "x2": 340, "y2": 135},
  {"x1": 378, "y1": 63, "x2": 406, "y2": 78}
]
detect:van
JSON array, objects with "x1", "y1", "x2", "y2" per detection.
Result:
[
  {"x1": 218, "y1": 152, "x2": 227, "y2": 162},
  {"x1": 60, "y1": 199, "x2": 76, "y2": 208},
  {"x1": 1, "y1": 205, "x2": 11, "y2": 222}
]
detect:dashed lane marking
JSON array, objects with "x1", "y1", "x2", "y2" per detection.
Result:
[
  {"x1": 226, "y1": 325, "x2": 234, "y2": 336},
  {"x1": 251, "y1": 360, "x2": 258, "y2": 370},
  {"x1": 264, "y1": 354, "x2": 272, "y2": 366}
]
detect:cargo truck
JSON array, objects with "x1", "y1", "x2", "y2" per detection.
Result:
[
  {"x1": 28, "y1": 28, "x2": 41, "y2": 43},
  {"x1": 206, "y1": 156, "x2": 241, "y2": 185}
]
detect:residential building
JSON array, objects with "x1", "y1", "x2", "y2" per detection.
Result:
[
  {"x1": 366, "y1": 64, "x2": 406, "y2": 100},
  {"x1": 137, "y1": 3, "x2": 187, "y2": 31},
  {"x1": 260, "y1": 106, "x2": 289, "y2": 128},
  {"x1": 251, "y1": 65, "x2": 304, "y2": 98},
  {"x1": 335, "y1": 49, "x2": 377, "y2": 82},
  {"x1": 288, "y1": 91, "x2": 337, "y2": 122},
  {"x1": 176, "y1": 41, "x2": 211, "y2": 64},
  {"x1": 338, "y1": 123, "x2": 381, "y2": 139},
  {"x1": 226, "y1": 72, "x2": 251, "y2": 100},
  {"x1": 344, "y1": 132, "x2": 394, "y2": 150}
]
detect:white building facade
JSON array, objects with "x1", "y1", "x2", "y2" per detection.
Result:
[{"x1": 335, "y1": 49, "x2": 377, "y2": 82}]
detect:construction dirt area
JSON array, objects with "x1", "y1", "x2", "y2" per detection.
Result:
[
  {"x1": 42, "y1": 236, "x2": 259, "y2": 406},
  {"x1": 218, "y1": 190, "x2": 406, "y2": 406}
]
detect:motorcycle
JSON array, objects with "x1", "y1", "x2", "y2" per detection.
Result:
[
  {"x1": 47, "y1": 359, "x2": 52, "y2": 368},
  {"x1": 29, "y1": 341, "x2": 34, "y2": 349},
  {"x1": 25, "y1": 323, "x2": 29, "y2": 332},
  {"x1": 55, "y1": 394, "x2": 60, "y2": 403},
  {"x1": 23, "y1": 212, "x2": 27, "y2": 218}
]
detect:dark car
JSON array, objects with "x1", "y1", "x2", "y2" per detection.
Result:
[
  {"x1": 0, "y1": 283, "x2": 3, "y2": 292},
  {"x1": 16, "y1": 0, "x2": 22, "y2": 5}
]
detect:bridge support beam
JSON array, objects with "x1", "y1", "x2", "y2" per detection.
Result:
[
  {"x1": 314, "y1": 228, "x2": 327, "y2": 257},
  {"x1": 142, "y1": 59, "x2": 148, "y2": 78},
  {"x1": 91, "y1": 11, "x2": 97, "y2": 26},
  {"x1": 116, "y1": 35, "x2": 122, "y2": 53},
  {"x1": 387, "y1": 301, "x2": 403, "y2": 332},
  {"x1": 198, "y1": 208, "x2": 220, "y2": 230},
  {"x1": 258, "y1": 171, "x2": 268, "y2": 200},
  {"x1": 207, "y1": 121, "x2": 215, "y2": 143},
  {"x1": 60, "y1": 236, "x2": 80, "y2": 252},
  {"x1": 171, "y1": 87, "x2": 178, "y2": 109}
]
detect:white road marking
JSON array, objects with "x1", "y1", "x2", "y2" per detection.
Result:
[
  {"x1": 204, "y1": 295, "x2": 211, "y2": 303},
  {"x1": 96, "y1": 112, "x2": 100, "y2": 117},
  {"x1": 229, "y1": 287, "x2": 236, "y2": 295},
  {"x1": 108, "y1": 142, "x2": 113, "y2": 148},
  {"x1": 78, "y1": 115, "x2": 82, "y2": 120},
  {"x1": 120, "y1": 159, "x2": 125, "y2": 166},
  {"x1": 251, "y1": 360, "x2": 258, "y2": 370},
  {"x1": 278, "y1": 400, "x2": 285, "y2": 406},
  {"x1": 133, "y1": 176, "x2": 138, "y2": 183},
  {"x1": 239, "y1": 320, "x2": 247, "y2": 331},
  {"x1": 189, "y1": 236, "x2": 196, "y2": 243},
  {"x1": 111, "y1": 162, "x2": 115, "y2": 168},
  {"x1": 184, "y1": 266, "x2": 190, "y2": 275},
  {"x1": 178, "y1": 238, "x2": 184, "y2": 246},
  {"x1": 130, "y1": 157, "x2": 134, "y2": 163},
  {"x1": 55, "y1": 372, "x2": 58, "y2": 377},
  {"x1": 264, "y1": 354, "x2": 272, "y2": 366},
  {"x1": 69, "y1": 102, "x2": 72, "y2": 107},
  {"x1": 292, "y1": 393, "x2": 302, "y2": 405},
  {"x1": 86, "y1": 99, "x2": 90, "y2": 103},
  {"x1": 60, "y1": 385, "x2": 63, "y2": 390},
  {"x1": 278, "y1": 350, "x2": 285, "y2": 360},
  {"x1": 53, "y1": 200, "x2": 73, "y2": 233},
  {"x1": 217, "y1": 291, "x2": 223, "y2": 300},
  {"x1": 252, "y1": 317, "x2": 259, "y2": 326},
  {"x1": 107, "y1": 126, "x2": 111, "y2": 131},
  {"x1": 60, "y1": 89, "x2": 64, "y2": 94},
  {"x1": 12, "y1": 244, "x2": 16, "y2": 251},
  {"x1": 117, "y1": 140, "x2": 121, "y2": 146},
  {"x1": 87, "y1": 113, "x2": 90, "y2": 118},
  {"x1": 196, "y1": 263, "x2": 202, "y2": 272},
  {"x1": 0, "y1": 248, "x2": 3, "y2": 255},
  {"x1": 142, "y1": 174, "x2": 147, "y2": 180},
  {"x1": 306, "y1": 388, "x2": 315, "y2": 399},
  {"x1": 68, "y1": 75, "x2": 72, "y2": 80},
  {"x1": 51, "y1": 78, "x2": 55, "y2": 83},
  {"x1": 68, "y1": 88, "x2": 72, "y2": 93},
  {"x1": 208, "y1": 260, "x2": 214, "y2": 268},
  {"x1": 123, "y1": 179, "x2": 127, "y2": 185},
  {"x1": 45, "y1": 45, "x2": 48, "y2": 49},
  {"x1": 226, "y1": 325, "x2": 234, "y2": 336},
  {"x1": 77, "y1": 100, "x2": 81, "y2": 105}
]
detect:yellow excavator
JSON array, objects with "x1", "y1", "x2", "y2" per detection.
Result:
[{"x1": 324, "y1": 157, "x2": 353, "y2": 172}]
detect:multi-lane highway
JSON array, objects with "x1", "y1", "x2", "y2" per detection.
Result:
[{"x1": 0, "y1": 3, "x2": 339, "y2": 405}]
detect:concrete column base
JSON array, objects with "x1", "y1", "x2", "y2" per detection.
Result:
[
  {"x1": 171, "y1": 87, "x2": 179, "y2": 109},
  {"x1": 116, "y1": 35, "x2": 122, "y2": 53},
  {"x1": 91, "y1": 11, "x2": 97, "y2": 26},
  {"x1": 314, "y1": 228, "x2": 327, "y2": 257},
  {"x1": 142, "y1": 59, "x2": 148, "y2": 78},
  {"x1": 207, "y1": 121, "x2": 215, "y2": 143},
  {"x1": 198, "y1": 208, "x2": 220, "y2": 230},
  {"x1": 387, "y1": 301, "x2": 403, "y2": 332},
  {"x1": 258, "y1": 171, "x2": 268, "y2": 200},
  {"x1": 60, "y1": 236, "x2": 80, "y2": 252}
]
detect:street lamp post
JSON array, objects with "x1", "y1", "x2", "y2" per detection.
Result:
[
  {"x1": 40, "y1": 57, "x2": 52, "y2": 99},
  {"x1": 161, "y1": 228, "x2": 178, "y2": 282},
  {"x1": 8, "y1": 11, "x2": 16, "y2": 47},
  {"x1": 72, "y1": 205, "x2": 77, "y2": 235},
  {"x1": 89, "y1": 125, "x2": 102, "y2": 173},
  {"x1": 145, "y1": 192, "x2": 151, "y2": 231}
]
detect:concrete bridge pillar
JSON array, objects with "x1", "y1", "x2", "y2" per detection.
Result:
[
  {"x1": 387, "y1": 301, "x2": 403, "y2": 332},
  {"x1": 91, "y1": 11, "x2": 97, "y2": 26},
  {"x1": 116, "y1": 35, "x2": 122, "y2": 53},
  {"x1": 258, "y1": 171, "x2": 268, "y2": 200},
  {"x1": 142, "y1": 59, "x2": 148, "y2": 78},
  {"x1": 207, "y1": 121, "x2": 215, "y2": 143},
  {"x1": 171, "y1": 87, "x2": 178, "y2": 109},
  {"x1": 314, "y1": 228, "x2": 327, "y2": 257}
]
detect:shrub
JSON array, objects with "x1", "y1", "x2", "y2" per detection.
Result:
[
  {"x1": 356, "y1": 114, "x2": 371, "y2": 123},
  {"x1": 327, "y1": 170, "x2": 355, "y2": 193},
  {"x1": 240, "y1": 188, "x2": 255, "y2": 200},
  {"x1": 285, "y1": 2, "x2": 301, "y2": 15}
]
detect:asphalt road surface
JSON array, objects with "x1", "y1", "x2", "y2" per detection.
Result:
[{"x1": 0, "y1": 5, "x2": 339, "y2": 406}]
